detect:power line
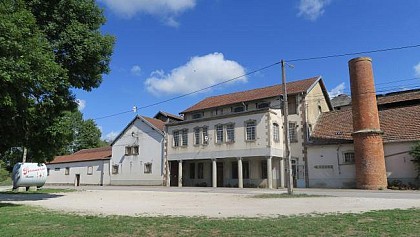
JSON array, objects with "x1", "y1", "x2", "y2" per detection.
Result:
[
  {"x1": 93, "y1": 43, "x2": 420, "y2": 120},
  {"x1": 286, "y1": 44, "x2": 420, "y2": 62}
]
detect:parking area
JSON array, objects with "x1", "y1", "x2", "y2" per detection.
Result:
[{"x1": 1, "y1": 186, "x2": 419, "y2": 218}]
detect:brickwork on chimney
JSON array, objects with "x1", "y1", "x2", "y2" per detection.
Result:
[{"x1": 349, "y1": 57, "x2": 387, "y2": 190}]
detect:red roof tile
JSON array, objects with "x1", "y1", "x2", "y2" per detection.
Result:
[
  {"x1": 143, "y1": 116, "x2": 165, "y2": 132},
  {"x1": 50, "y1": 146, "x2": 111, "y2": 164},
  {"x1": 182, "y1": 77, "x2": 320, "y2": 113},
  {"x1": 377, "y1": 89, "x2": 420, "y2": 105},
  {"x1": 311, "y1": 104, "x2": 420, "y2": 144}
]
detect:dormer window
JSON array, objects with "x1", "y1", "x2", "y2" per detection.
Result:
[
  {"x1": 192, "y1": 113, "x2": 203, "y2": 119},
  {"x1": 257, "y1": 102, "x2": 270, "y2": 109},
  {"x1": 232, "y1": 106, "x2": 245, "y2": 113}
]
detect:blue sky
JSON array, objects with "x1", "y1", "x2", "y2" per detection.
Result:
[{"x1": 75, "y1": 0, "x2": 420, "y2": 141}]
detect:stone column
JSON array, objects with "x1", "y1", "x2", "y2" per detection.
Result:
[
  {"x1": 178, "y1": 160, "x2": 183, "y2": 187},
  {"x1": 267, "y1": 156, "x2": 273, "y2": 189},
  {"x1": 238, "y1": 157, "x2": 243, "y2": 188},
  {"x1": 212, "y1": 159, "x2": 217, "y2": 188},
  {"x1": 279, "y1": 158, "x2": 285, "y2": 188}
]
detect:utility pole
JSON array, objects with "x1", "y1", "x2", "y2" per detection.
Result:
[{"x1": 281, "y1": 60, "x2": 294, "y2": 195}]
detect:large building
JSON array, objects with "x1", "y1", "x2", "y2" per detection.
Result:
[
  {"x1": 307, "y1": 89, "x2": 420, "y2": 188},
  {"x1": 165, "y1": 77, "x2": 332, "y2": 188}
]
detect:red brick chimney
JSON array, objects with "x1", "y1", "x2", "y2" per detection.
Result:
[{"x1": 348, "y1": 57, "x2": 387, "y2": 190}]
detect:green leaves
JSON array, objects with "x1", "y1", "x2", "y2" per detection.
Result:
[{"x1": 0, "y1": 0, "x2": 114, "y2": 162}]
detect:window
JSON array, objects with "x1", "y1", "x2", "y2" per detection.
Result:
[
  {"x1": 194, "y1": 128, "x2": 200, "y2": 145},
  {"x1": 54, "y1": 167, "x2": 60, "y2": 171},
  {"x1": 197, "y1": 163, "x2": 204, "y2": 179},
  {"x1": 245, "y1": 121, "x2": 256, "y2": 141},
  {"x1": 289, "y1": 122, "x2": 298, "y2": 143},
  {"x1": 232, "y1": 106, "x2": 245, "y2": 113},
  {"x1": 65, "y1": 167, "x2": 70, "y2": 175},
  {"x1": 343, "y1": 152, "x2": 355, "y2": 164},
  {"x1": 261, "y1": 160, "x2": 267, "y2": 179},
  {"x1": 314, "y1": 165, "x2": 333, "y2": 169},
  {"x1": 189, "y1": 163, "x2": 195, "y2": 179},
  {"x1": 215, "y1": 124, "x2": 224, "y2": 143},
  {"x1": 144, "y1": 163, "x2": 152, "y2": 174},
  {"x1": 288, "y1": 96, "x2": 297, "y2": 114},
  {"x1": 87, "y1": 166, "x2": 93, "y2": 175},
  {"x1": 231, "y1": 161, "x2": 249, "y2": 179},
  {"x1": 202, "y1": 127, "x2": 208, "y2": 145},
  {"x1": 125, "y1": 146, "x2": 139, "y2": 155},
  {"x1": 226, "y1": 123, "x2": 235, "y2": 143},
  {"x1": 173, "y1": 130, "x2": 180, "y2": 147},
  {"x1": 181, "y1": 129, "x2": 188, "y2": 146},
  {"x1": 192, "y1": 113, "x2": 202, "y2": 119},
  {"x1": 112, "y1": 165, "x2": 119, "y2": 174},
  {"x1": 273, "y1": 123, "x2": 280, "y2": 142},
  {"x1": 257, "y1": 102, "x2": 270, "y2": 109},
  {"x1": 132, "y1": 146, "x2": 139, "y2": 155}
]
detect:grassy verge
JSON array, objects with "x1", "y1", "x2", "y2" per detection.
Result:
[
  {"x1": 0, "y1": 177, "x2": 12, "y2": 186},
  {"x1": 251, "y1": 193, "x2": 329, "y2": 198},
  {"x1": 0, "y1": 204, "x2": 418, "y2": 236}
]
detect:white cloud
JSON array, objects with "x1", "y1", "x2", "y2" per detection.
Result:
[
  {"x1": 104, "y1": 131, "x2": 119, "y2": 143},
  {"x1": 298, "y1": 0, "x2": 331, "y2": 21},
  {"x1": 131, "y1": 65, "x2": 142, "y2": 76},
  {"x1": 414, "y1": 62, "x2": 420, "y2": 77},
  {"x1": 76, "y1": 99, "x2": 86, "y2": 111},
  {"x1": 145, "y1": 52, "x2": 247, "y2": 95},
  {"x1": 100, "y1": 0, "x2": 196, "y2": 26},
  {"x1": 328, "y1": 82, "x2": 345, "y2": 98}
]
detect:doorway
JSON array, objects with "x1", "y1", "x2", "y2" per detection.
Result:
[
  {"x1": 75, "y1": 174, "x2": 80, "y2": 186},
  {"x1": 170, "y1": 161, "x2": 179, "y2": 187},
  {"x1": 217, "y1": 162, "x2": 224, "y2": 187}
]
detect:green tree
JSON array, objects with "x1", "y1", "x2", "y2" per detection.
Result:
[
  {"x1": 409, "y1": 142, "x2": 420, "y2": 179},
  {"x1": 59, "y1": 110, "x2": 105, "y2": 155},
  {"x1": 0, "y1": 0, "x2": 114, "y2": 162}
]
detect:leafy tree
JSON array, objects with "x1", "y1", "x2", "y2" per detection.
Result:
[
  {"x1": 0, "y1": 160, "x2": 10, "y2": 183},
  {"x1": 59, "y1": 110, "x2": 105, "y2": 155},
  {"x1": 409, "y1": 142, "x2": 420, "y2": 179},
  {"x1": 0, "y1": 0, "x2": 114, "y2": 162}
]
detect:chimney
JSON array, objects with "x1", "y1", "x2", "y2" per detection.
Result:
[{"x1": 348, "y1": 57, "x2": 387, "y2": 190}]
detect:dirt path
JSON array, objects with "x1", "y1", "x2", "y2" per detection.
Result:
[{"x1": 3, "y1": 189, "x2": 420, "y2": 217}]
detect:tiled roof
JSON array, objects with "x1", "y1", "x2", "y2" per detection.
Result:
[
  {"x1": 377, "y1": 89, "x2": 420, "y2": 105},
  {"x1": 311, "y1": 104, "x2": 420, "y2": 144},
  {"x1": 49, "y1": 146, "x2": 111, "y2": 164},
  {"x1": 182, "y1": 76, "x2": 320, "y2": 113},
  {"x1": 156, "y1": 111, "x2": 184, "y2": 121},
  {"x1": 331, "y1": 94, "x2": 352, "y2": 108},
  {"x1": 143, "y1": 116, "x2": 165, "y2": 132}
]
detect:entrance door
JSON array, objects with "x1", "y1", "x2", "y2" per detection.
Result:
[
  {"x1": 75, "y1": 174, "x2": 80, "y2": 186},
  {"x1": 170, "y1": 161, "x2": 179, "y2": 187},
  {"x1": 217, "y1": 162, "x2": 224, "y2": 187}
]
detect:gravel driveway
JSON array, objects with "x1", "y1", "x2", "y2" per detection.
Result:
[{"x1": 1, "y1": 186, "x2": 419, "y2": 218}]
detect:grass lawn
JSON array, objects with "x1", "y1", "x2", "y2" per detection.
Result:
[
  {"x1": 0, "y1": 177, "x2": 12, "y2": 186},
  {"x1": 0, "y1": 203, "x2": 418, "y2": 237}
]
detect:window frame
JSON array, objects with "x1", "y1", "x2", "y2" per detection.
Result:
[
  {"x1": 289, "y1": 122, "x2": 298, "y2": 143},
  {"x1": 144, "y1": 163, "x2": 152, "y2": 174},
  {"x1": 245, "y1": 120, "x2": 256, "y2": 141},
  {"x1": 202, "y1": 126, "x2": 209, "y2": 145},
  {"x1": 112, "y1": 165, "x2": 119, "y2": 174},
  {"x1": 343, "y1": 151, "x2": 355, "y2": 164},
  {"x1": 288, "y1": 95, "x2": 297, "y2": 114},
  {"x1": 226, "y1": 123, "x2": 235, "y2": 143},
  {"x1": 173, "y1": 130, "x2": 180, "y2": 147},
  {"x1": 87, "y1": 166, "x2": 93, "y2": 175},
  {"x1": 215, "y1": 124, "x2": 224, "y2": 144},
  {"x1": 181, "y1": 129, "x2": 188, "y2": 146},
  {"x1": 193, "y1": 127, "x2": 200, "y2": 146},
  {"x1": 65, "y1": 167, "x2": 70, "y2": 175},
  {"x1": 273, "y1": 123, "x2": 280, "y2": 142}
]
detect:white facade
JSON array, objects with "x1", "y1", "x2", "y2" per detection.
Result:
[
  {"x1": 166, "y1": 79, "x2": 331, "y2": 188},
  {"x1": 46, "y1": 159, "x2": 110, "y2": 186},
  {"x1": 110, "y1": 116, "x2": 165, "y2": 185},
  {"x1": 307, "y1": 142, "x2": 418, "y2": 188}
]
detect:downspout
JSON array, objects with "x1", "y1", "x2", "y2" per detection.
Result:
[{"x1": 336, "y1": 144, "x2": 342, "y2": 175}]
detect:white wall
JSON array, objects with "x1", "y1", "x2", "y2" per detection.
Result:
[
  {"x1": 46, "y1": 160, "x2": 110, "y2": 186},
  {"x1": 307, "y1": 142, "x2": 418, "y2": 188},
  {"x1": 111, "y1": 118, "x2": 164, "y2": 185}
]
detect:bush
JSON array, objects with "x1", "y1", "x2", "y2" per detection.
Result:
[
  {"x1": 0, "y1": 161, "x2": 10, "y2": 183},
  {"x1": 409, "y1": 142, "x2": 420, "y2": 179}
]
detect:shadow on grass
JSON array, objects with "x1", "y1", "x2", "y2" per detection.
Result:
[{"x1": 0, "y1": 202, "x2": 22, "y2": 208}]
